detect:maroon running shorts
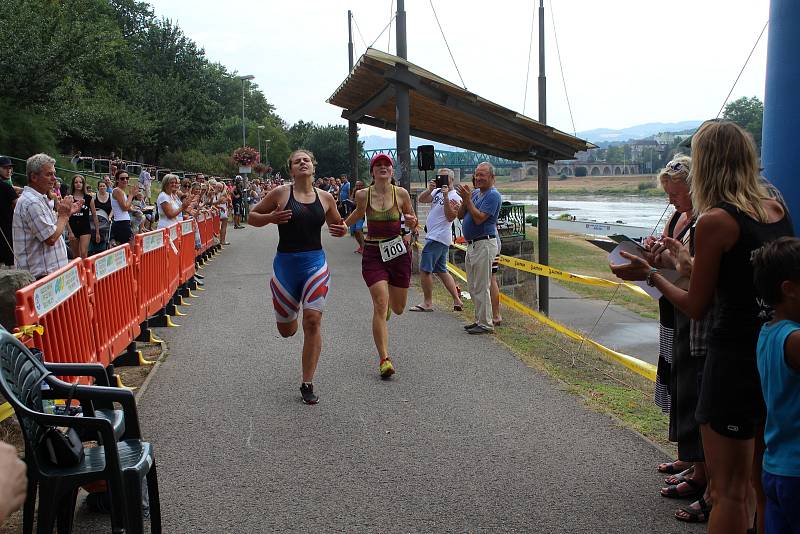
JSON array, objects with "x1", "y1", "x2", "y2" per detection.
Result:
[{"x1": 361, "y1": 242, "x2": 412, "y2": 288}]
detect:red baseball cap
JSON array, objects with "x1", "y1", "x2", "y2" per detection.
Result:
[{"x1": 369, "y1": 153, "x2": 394, "y2": 171}]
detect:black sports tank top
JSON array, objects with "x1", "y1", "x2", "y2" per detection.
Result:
[
  {"x1": 712, "y1": 201, "x2": 794, "y2": 342},
  {"x1": 95, "y1": 193, "x2": 112, "y2": 216},
  {"x1": 277, "y1": 185, "x2": 326, "y2": 253}
]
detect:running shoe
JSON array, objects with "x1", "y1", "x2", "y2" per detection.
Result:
[
  {"x1": 300, "y1": 383, "x2": 319, "y2": 404},
  {"x1": 379, "y1": 358, "x2": 395, "y2": 379},
  {"x1": 463, "y1": 322, "x2": 478, "y2": 330}
]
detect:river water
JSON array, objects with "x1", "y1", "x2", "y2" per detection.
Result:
[{"x1": 504, "y1": 193, "x2": 673, "y2": 229}]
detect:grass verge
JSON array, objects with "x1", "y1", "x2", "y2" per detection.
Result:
[
  {"x1": 420, "y1": 276, "x2": 673, "y2": 455},
  {"x1": 529, "y1": 228, "x2": 659, "y2": 319}
]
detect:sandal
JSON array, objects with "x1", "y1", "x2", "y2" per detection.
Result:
[
  {"x1": 410, "y1": 304, "x2": 434, "y2": 312},
  {"x1": 453, "y1": 304, "x2": 463, "y2": 311},
  {"x1": 661, "y1": 477, "x2": 706, "y2": 499},
  {"x1": 665, "y1": 466, "x2": 694, "y2": 485},
  {"x1": 657, "y1": 460, "x2": 693, "y2": 474},
  {"x1": 675, "y1": 497, "x2": 711, "y2": 523}
]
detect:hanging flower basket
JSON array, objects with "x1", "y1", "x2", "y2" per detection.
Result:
[{"x1": 232, "y1": 146, "x2": 260, "y2": 167}]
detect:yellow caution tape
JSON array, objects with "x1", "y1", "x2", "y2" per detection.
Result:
[
  {"x1": 0, "y1": 402, "x2": 13, "y2": 423},
  {"x1": 440, "y1": 251, "x2": 657, "y2": 382},
  {"x1": 451, "y1": 243, "x2": 650, "y2": 298}
]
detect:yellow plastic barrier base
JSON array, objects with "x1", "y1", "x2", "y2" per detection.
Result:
[
  {"x1": 137, "y1": 350, "x2": 155, "y2": 366},
  {"x1": 166, "y1": 316, "x2": 180, "y2": 328},
  {"x1": 173, "y1": 308, "x2": 187, "y2": 317},
  {"x1": 187, "y1": 290, "x2": 199, "y2": 298},
  {"x1": 114, "y1": 374, "x2": 137, "y2": 391},
  {"x1": 194, "y1": 286, "x2": 206, "y2": 292},
  {"x1": 148, "y1": 331, "x2": 164, "y2": 344}
]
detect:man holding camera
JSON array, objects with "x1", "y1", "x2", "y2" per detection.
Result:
[
  {"x1": 457, "y1": 162, "x2": 501, "y2": 335},
  {"x1": 410, "y1": 168, "x2": 463, "y2": 313}
]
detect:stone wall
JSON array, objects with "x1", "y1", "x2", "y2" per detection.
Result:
[{"x1": 0, "y1": 269, "x2": 34, "y2": 330}]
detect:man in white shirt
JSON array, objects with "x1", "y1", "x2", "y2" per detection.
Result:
[
  {"x1": 410, "y1": 168, "x2": 463, "y2": 312},
  {"x1": 12, "y1": 154, "x2": 81, "y2": 279},
  {"x1": 139, "y1": 166, "x2": 153, "y2": 202}
]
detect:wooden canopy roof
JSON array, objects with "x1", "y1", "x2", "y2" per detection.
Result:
[{"x1": 328, "y1": 48, "x2": 594, "y2": 162}]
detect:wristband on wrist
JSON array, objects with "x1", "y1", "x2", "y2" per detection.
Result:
[{"x1": 646, "y1": 267, "x2": 659, "y2": 287}]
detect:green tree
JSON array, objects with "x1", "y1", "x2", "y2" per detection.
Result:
[{"x1": 723, "y1": 96, "x2": 764, "y2": 148}]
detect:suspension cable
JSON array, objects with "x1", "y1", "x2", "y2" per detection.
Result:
[
  {"x1": 368, "y1": 13, "x2": 398, "y2": 50},
  {"x1": 715, "y1": 20, "x2": 769, "y2": 119},
  {"x1": 429, "y1": 0, "x2": 467, "y2": 89},
  {"x1": 550, "y1": 1, "x2": 577, "y2": 136},
  {"x1": 522, "y1": 2, "x2": 536, "y2": 114},
  {"x1": 351, "y1": 12, "x2": 369, "y2": 50}
]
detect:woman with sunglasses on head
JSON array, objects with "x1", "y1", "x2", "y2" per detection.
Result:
[
  {"x1": 157, "y1": 174, "x2": 192, "y2": 229},
  {"x1": 248, "y1": 149, "x2": 347, "y2": 405},
  {"x1": 611, "y1": 120, "x2": 794, "y2": 534},
  {"x1": 66, "y1": 174, "x2": 98, "y2": 259},
  {"x1": 110, "y1": 169, "x2": 138, "y2": 245},
  {"x1": 343, "y1": 154, "x2": 418, "y2": 379}
]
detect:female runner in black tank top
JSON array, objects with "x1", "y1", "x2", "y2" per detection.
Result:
[
  {"x1": 248, "y1": 149, "x2": 347, "y2": 404},
  {"x1": 611, "y1": 121, "x2": 794, "y2": 534}
]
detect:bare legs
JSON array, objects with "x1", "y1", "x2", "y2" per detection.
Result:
[
  {"x1": 368, "y1": 281, "x2": 407, "y2": 360},
  {"x1": 418, "y1": 271, "x2": 462, "y2": 310},
  {"x1": 352, "y1": 230, "x2": 364, "y2": 252},
  {"x1": 220, "y1": 219, "x2": 228, "y2": 244},
  {"x1": 490, "y1": 273, "x2": 502, "y2": 324},
  {"x1": 70, "y1": 235, "x2": 90, "y2": 259},
  {"x1": 276, "y1": 309, "x2": 322, "y2": 383},
  {"x1": 701, "y1": 424, "x2": 755, "y2": 534}
]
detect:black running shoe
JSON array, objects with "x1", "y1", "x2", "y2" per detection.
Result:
[
  {"x1": 300, "y1": 383, "x2": 319, "y2": 405},
  {"x1": 463, "y1": 322, "x2": 478, "y2": 330}
]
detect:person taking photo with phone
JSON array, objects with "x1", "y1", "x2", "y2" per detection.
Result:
[{"x1": 411, "y1": 168, "x2": 463, "y2": 313}]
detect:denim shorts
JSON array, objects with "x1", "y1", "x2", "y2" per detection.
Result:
[{"x1": 420, "y1": 239, "x2": 449, "y2": 273}]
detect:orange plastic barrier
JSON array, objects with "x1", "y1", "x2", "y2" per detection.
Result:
[
  {"x1": 199, "y1": 213, "x2": 212, "y2": 254},
  {"x1": 84, "y1": 244, "x2": 141, "y2": 366},
  {"x1": 134, "y1": 228, "x2": 169, "y2": 322},
  {"x1": 165, "y1": 223, "x2": 181, "y2": 297},
  {"x1": 212, "y1": 212, "x2": 220, "y2": 240},
  {"x1": 179, "y1": 218, "x2": 196, "y2": 284},
  {"x1": 15, "y1": 260, "x2": 98, "y2": 379}
]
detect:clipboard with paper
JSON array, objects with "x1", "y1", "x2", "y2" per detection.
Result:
[{"x1": 607, "y1": 238, "x2": 680, "y2": 299}]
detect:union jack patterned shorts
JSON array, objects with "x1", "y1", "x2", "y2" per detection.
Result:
[{"x1": 270, "y1": 250, "x2": 330, "y2": 323}]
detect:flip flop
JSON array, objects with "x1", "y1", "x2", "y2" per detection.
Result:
[
  {"x1": 675, "y1": 497, "x2": 711, "y2": 523},
  {"x1": 410, "y1": 305, "x2": 434, "y2": 312},
  {"x1": 665, "y1": 466, "x2": 694, "y2": 485},
  {"x1": 658, "y1": 461, "x2": 693, "y2": 474},
  {"x1": 661, "y1": 478, "x2": 706, "y2": 499}
]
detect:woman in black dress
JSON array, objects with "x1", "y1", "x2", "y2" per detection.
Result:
[{"x1": 67, "y1": 174, "x2": 98, "y2": 259}]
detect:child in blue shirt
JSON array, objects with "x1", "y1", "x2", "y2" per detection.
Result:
[{"x1": 753, "y1": 236, "x2": 800, "y2": 534}]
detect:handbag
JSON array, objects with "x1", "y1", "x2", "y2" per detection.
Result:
[{"x1": 40, "y1": 381, "x2": 85, "y2": 467}]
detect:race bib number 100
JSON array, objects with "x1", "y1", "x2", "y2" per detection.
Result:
[{"x1": 379, "y1": 236, "x2": 406, "y2": 263}]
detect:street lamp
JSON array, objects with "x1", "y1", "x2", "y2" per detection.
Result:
[
  {"x1": 237, "y1": 74, "x2": 255, "y2": 147},
  {"x1": 264, "y1": 139, "x2": 271, "y2": 167},
  {"x1": 257, "y1": 125, "x2": 265, "y2": 163}
]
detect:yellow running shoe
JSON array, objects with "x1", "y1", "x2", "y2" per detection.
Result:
[{"x1": 379, "y1": 357, "x2": 395, "y2": 379}]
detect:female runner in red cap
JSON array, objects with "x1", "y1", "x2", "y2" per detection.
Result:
[{"x1": 344, "y1": 153, "x2": 418, "y2": 378}]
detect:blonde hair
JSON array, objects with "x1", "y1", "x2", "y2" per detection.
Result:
[
  {"x1": 658, "y1": 154, "x2": 691, "y2": 189},
  {"x1": 690, "y1": 120, "x2": 768, "y2": 222},
  {"x1": 160, "y1": 174, "x2": 180, "y2": 193}
]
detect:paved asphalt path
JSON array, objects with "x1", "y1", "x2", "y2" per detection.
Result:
[{"x1": 75, "y1": 224, "x2": 703, "y2": 533}]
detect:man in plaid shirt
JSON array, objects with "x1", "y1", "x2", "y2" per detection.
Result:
[{"x1": 12, "y1": 154, "x2": 81, "y2": 279}]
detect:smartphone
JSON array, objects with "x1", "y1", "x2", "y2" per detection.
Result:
[{"x1": 435, "y1": 174, "x2": 448, "y2": 188}]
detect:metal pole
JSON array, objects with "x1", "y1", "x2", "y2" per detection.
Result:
[
  {"x1": 241, "y1": 79, "x2": 246, "y2": 147},
  {"x1": 537, "y1": 0, "x2": 549, "y2": 316},
  {"x1": 395, "y1": 0, "x2": 411, "y2": 191},
  {"x1": 257, "y1": 128, "x2": 261, "y2": 163},
  {"x1": 348, "y1": 10, "x2": 359, "y2": 184},
  {"x1": 763, "y1": 0, "x2": 800, "y2": 234}
]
